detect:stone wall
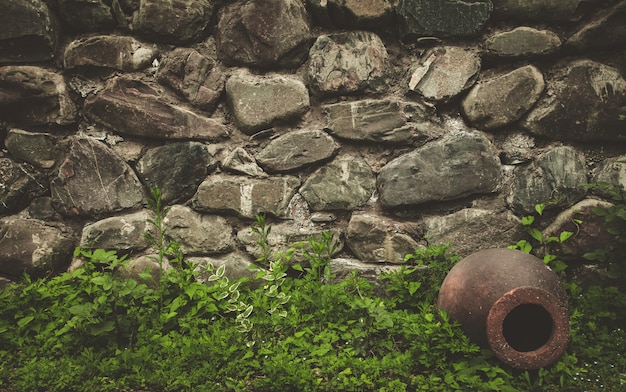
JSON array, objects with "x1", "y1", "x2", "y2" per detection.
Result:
[{"x1": 1, "y1": 0, "x2": 625, "y2": 283}]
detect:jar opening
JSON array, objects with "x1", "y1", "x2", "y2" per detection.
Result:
[{"x1": 502, "y1": 303, "x2": 553, "y2": 352}]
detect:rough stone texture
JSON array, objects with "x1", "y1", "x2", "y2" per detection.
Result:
[
  {"x1": 0, "y1": 217, "x2": 75, "y2": 278},
  {"x1": 50, "y1": 137, "x2": 144, "y2": 217},
  {"x1": 509, "y1": 146, "x2": 587, "y2": 214},
  {"x1": 117, "y1": 255, "x2": 170, "y2": 289},
  {"x1": 308, "y1": 31, "x2": 388, "y2": 96},
  {"x1": 378, "y1": 132, "x2": 502, "y2": 207},
  {"x1": 399, "y1": 0, "x2": 493, "y2": 38},
  {"x1": 485, "y1": 27, "x2": 561, "y2": 57},
  {"x1": 191, "y1": 253, "x2": 260, "y2": 284},
  {"x1": 0, "y1": 0, "x2": 58, "y2": 63},
  {"x1": 521, "y1": 60, "x2": 626, "y2": 142},
  {"x1": 5, "y1": 129, "x2": 59, "y2": 169},
  {"x1": 163, "y1": 205, "x2": 233, "y2": 255},
  {"x1": 256, "y1": 130, "x2": 338, "y2": 173},
  {"x1": 156, "y1": 47, "x2": 226, "y2": 112},
  {"x1": 462, "y1": 65, "x2": 545, "y2": 130},
  {"x1": 222, "y1": 147, "x2": 266, "y2": 178},
  {"x1": 0, "y1": 158, "x2": 48, "y2": 215},
  {"x1": 408, "y1": 46, "x2": 481, "y2": 102},
  {"x1": 136, "y1": 142, "x2": 213, "y2": 204},
  {"x1": 592, "y1": 155, "x2": 626, "y2": 192},
  {"x1": 300, "y1": 155, "x2": 376, "y2": 211},
  {"x1": 57, "y1": 0, "x2": 116, "y2": 32},
  {"x1": 326, "y1": 0, "x2": 395, "y2": 28},
  {"x1": 346, "y1": 214, "x2": 420, "y2": 264},
  {"x1": 215, "y1": 0, "x2": 311, "y2": 68},
  {"x1": 237, "y1": 223, "x2": 343, "y2": 265},
  {"x1": 0, "y1": 66, "x2": 77, "y2": 125},
  {"x1": 499, "y1": 132, "x2": 536, "y2": 165},
  {"x1": 132, "y1": 0, "x2": 215, "y2": 43},
  {"x1": 492, "y1": 0, "x2": 587, "y2": 21},
  {"x1": 543, "y1": 199, "x2": 614, "y2": 262},
  {"x1": 192, "y1": 175, "x2": 301, "y2": 218},
  {"x1": 226, "y1": 73, "x2": 310, "y2": 134},
  {"x1": 330, "y1": 258, "x2": 402, "y2": 285},
  {"x1": 423, "y1": 208, "x2": 525, "y2": 257},
  {"x1": 80, "y1": 210, "x2": 154, "y2": 253},
  {"x1": 63, "y1": 35, "x2": 158, "y2": 71},
  {"x1": 566, "y1": 1, "x2": 626, "y2": 51},
  {"x1": 85, "y1": 77, "x2": 228, "y2": 140},
  {"x1": 323, "y1": 99, "x2": 441, "y2": 144}
]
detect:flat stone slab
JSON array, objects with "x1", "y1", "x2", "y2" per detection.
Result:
[
  {"x1": 256, "y1": 129, "x2": 338, "y2": 173},
  {"x1": 485, "y1": 27, "x2": 561, "y2": 57},
  {"x1": 399, "y1": 0, "x2": 492, "y2": 38},
  {"x1": 63, "y1": 35, "x2": 158, "y2": 71}
]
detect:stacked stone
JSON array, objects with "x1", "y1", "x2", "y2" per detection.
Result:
[{"x1": 1, "y1": 0, "x2": 625, "y2": 284}]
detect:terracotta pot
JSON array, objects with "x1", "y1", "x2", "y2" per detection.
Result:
[{"x1": 437, "y1": 248, "x2": 569, "y2": 370}]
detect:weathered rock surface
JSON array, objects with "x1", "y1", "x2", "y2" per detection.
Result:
[
  {"x1": 132, "y1": 0, "x2": 215, "y2": 43},
  {"x1": 499, "y1": 132, "x2": 536, "y2": 165},
  {"x1": 521, "y1": 60, "x2": 626, "y2": 142},
  {"x1": 325, "y1": 0, "x2": 395, "y2": 28},
  {"x1": 323, "y1": 99, "x2": 441, "y2": 144},
  {"x1": 492, "y1": 0, "x2": 587, "y2": 21},
  {"x1": 423, "y1": 208, "x2": 525, "y2": 257},
  {"x1": 226, "y1": 73, "x2": 310, "y2": 134},
  {"x1": 378, "y1": 132, "x2": 501, "y2": 207},
  {"x1": 0, "y1": 158, "x2": 48, "y2": 215},
  {"x1": 399, "y1": 0, "x2": 493, "y2": 38},
  {"x1": 330, "y1": 258, "x2": 402, "y2": 285},
  {"x1": 346, "y1": 214, "x2": 420, "y2": 264},
  {"x1": 462, "y1": 65, "x2": 545, "y2": 130},
  {"x1": 407, "y1": 46, "x2": 481, "y2": 102},
  {"x1": 0, "y1": 66, "x2": 77, "y2": 125},
  {"x1": 216, "y1": 0, "x2": 311, "y2": 68},
  {"x1": 592, "y1": 155, "x2": 626, "y2": 192},
  {"x1": 300, "y1": 156, "x2": 376, "y2": 211},
  {"x1": 566, "y1": 1, "x2": 626, "y2": 50},
  {"x1": 485, "y1": 27, "x2": 561, "y2": 57},
  {"x1": 136, "y1": 142, "x2": 213, "y2": 204},
  {"x1": 117, "y1": 255, "x2": 170, "y2": 288},
  {"x1": 50, "y1": 137, "x2": 144, "y2": 217},
  {"x1": 256, "y1": 130, "x2": 338, "y2": 173},
  {"x1": 80, "y1": 210, "x2": 154, "y2": 253},
  {"x1": 0, "y1": 217, "x2": 75, "y2": 278},
  {"x1": 222, "y1": 148, "x2": 266, "y2": 178},
  {"x1": 0, "y1": 0, "x2": 58, "y2": 63},
  {"x1": 85, "y1": 77, "x2": 228, "y2": 140},
  {"x1": 63, "y1": 35, "x2": 157, "y2": 71},
  {"x1": 156, "y1": 48, "x2": 226, "y2": 112},
  {"x1": 308, "y1": 31, "x2": 388, "y2": 96},
  {"x1": 163, "y1": 205, "x2": 233, "y2": 255},
  {"x1": 509, "y1": 146, "x2": 587, "y2": 214},
  {"x1": 192, "y1": 175, "x2": 301, "y2": 218},
  {"x1": 5, "y1": 129, "x2": 59, "y2": 169},
  {"x1": 57, "y1": 0, "x2": 116, "y2": 32}
]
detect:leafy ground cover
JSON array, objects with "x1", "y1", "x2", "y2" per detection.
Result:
[{"x1": 0, "y1": 191, "x2": 624, "y2": 391}]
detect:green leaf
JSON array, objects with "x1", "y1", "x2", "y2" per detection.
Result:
[
  {"x1": 529, "y1": 228, "x2": 543, "y2": 242},
  {"x1": 521, "y1": 215, "x2": 535, "y2": 226},
  {"x1": 68, "y1": 304, "x2": 92, "y2": 317},
  {"x1": 559, "y1": 231, "x2": 574, "y2": 242},
  {"x1": 17, "y1": 315, "x2": 35, "y2": 328},
  {"x1": 535, "y1": 203, "x2": 546, "y2": 216}
]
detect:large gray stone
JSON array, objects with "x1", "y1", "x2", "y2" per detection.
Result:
[
  {"x1": 566, "y1": 1, "x2": 626, "y2": 51},
  {"x1": 63, "y1": 35, "x2": 158, "y2": 71},
  {"x1": 407, "y1": 46, "x2": 481, "y2": 102},
  {"x1": 5, "y1": 129, "x2": 59, "y2": 169},
  {"x1": 0, "y1": 66, "x2": 77, "y2": 125},
  {"x1": 300, "y1": 155, "x2": 376, "y2": 211},
  {"x1": 132, "y1": 0, "x2": 215, "y2": 43},
  {"x1": 157, "y1": 47, "x2": 226, "y2": 112},
  {"x1": 492, "y1": 0, "x2": 588, "y2": 21},
  {"x1": 215, "y1": 0, "x2": 311, "y2": 68},
  {"x1": 378, "y1": 132, "x2": 501, "y2": 207},
  {"x1": 57, "y1": 0, "x2": 116, "y2": 32},
  {"x1": 256, "y1": 130, "x2": 339, "y2": 173},
  {"x1": 0, "y1": 158, "x2": 48, "y2": 216},
  {"x1": 226, "y1": 73, "x2": 310, "y2": 134},
  {"x1": 346, "y1": 213, "x2": 420, "y2": 264},
  {"x1": 80, "y1": 210, "x2": 155, "y2": 253},
  {"x1": 136, "y1": 142, "x2": 213, "y2": 204},
  {"x1": 0, "y1": 217, "x2": 75, "y2": 278},
  {"x1": 423, "y1": 208, "x2": 525, "y2": 257},
  {"x1": 399, "y1": 0, "x2": 493, "y2": 38},
  {"x1": 192, "y1": 175, "x2": 301, "y2": 219},
  {"x1": 325, "y1": 0, "x2": 395, "y2": 28},
  {"x1": 323, "y1": 99, "x2": 441, "y2": 144},
  {"x1": 50, "y1": 137, "x2": 144, "y2": 217},
  {"x1": 308, "y1": 31, "x2": 388, "y2": 96},
  {"x1": 485, "y1": 27, "x2": 561, "y2": 57},
  {"x1": 85, "y1": 77, "x2": 228, "y2": 140},
  {"x1": 521, "y1": 60, "x2": 626, "y2": 142},
  {"x1": 592, "y1": 155, "x2": 626, "y2": 193},
  {"x1": 222, "y1": 148, "x2": 267, "y2": 178},
  {"x1": 509, "y1": 146, "x2": 587, "y2": 214},
  {"x1": 462, "y1": 65, "x2": 545, "y2": 130},
  {"x1": 0, "y1": 0, "x2": 58, "y2": 63},
  {"x1": 163, "y1": 205, "x2": 233, "y2": 255}
]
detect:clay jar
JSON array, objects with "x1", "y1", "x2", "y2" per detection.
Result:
[{"x1": 437, "y1": 248, "x2": 569, "y2": 370}]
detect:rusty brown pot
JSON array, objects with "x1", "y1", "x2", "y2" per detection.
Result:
[{"x1": 437, "y1": 248, "x2": 569, "y2": 370}]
